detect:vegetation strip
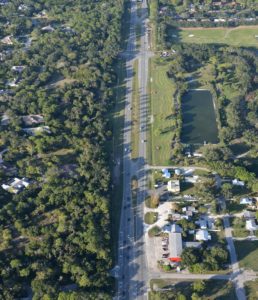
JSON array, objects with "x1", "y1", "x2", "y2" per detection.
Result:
[{"x1": 131, "y1": 59, "x2": 140, "y2": 159}]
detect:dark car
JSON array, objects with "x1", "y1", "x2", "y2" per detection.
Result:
[{"x1": 162, "y1": 253, "x2": 169, "y2": 258}]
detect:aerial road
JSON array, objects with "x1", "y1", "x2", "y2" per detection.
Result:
[{"x1": 117, "y1": 0, "x2": 152, "y2": 299}]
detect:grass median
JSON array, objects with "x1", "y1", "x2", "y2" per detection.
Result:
[{"x1": 131, "y1": 59, "x2": 140, "y2": 159}]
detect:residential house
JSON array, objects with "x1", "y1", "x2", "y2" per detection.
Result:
[
  {"x1": 2, "y1": 177, "x2": 29, "y2": 194},
  {"x1": 23, "y1": 126, "x2": 50, "y2": 136},
  {"x1": 22, "y1": 115, "x2": 44, "y2": 126},
  {"x1": 1, "y1": 113, "x2": 10, "y2": 125},
  {"x1": 240, "y1": 197, "x2": 253, "y2": 205},
  {"x1": 195, "y1": 229, "x2": 211, "y2": 241},
  {"x1": 232, "y1": 179, "x2": 245, "y2": 186},
  {"x1": 1, "y1": 36, "x2": 13, "y2": 45},
  {"x1": 246, "y1": 219, "x2": 257, "y2": 231},
  {"x1": 11, "y1": 66, "x2": 25, "y2": 72},
  {"x1": 162, "y1": 168, "x2": 171, "y2": 179},
  {"x1": 243, "y1": 211, "x2": 255, "y2": 220},
  {"x1": 167, "y1": 180, "x2": 180, "y2": 193},
  {"x1": 41, "y1": 25, "x2": 55, "y2": 32},
  {"x1": 196, "y1": 219, "x2": 207, "y2": 230}
]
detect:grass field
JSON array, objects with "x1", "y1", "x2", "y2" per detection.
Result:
[
  {"x1": 167, "y1": 26, "x2": 258, "y2": 48},
  {"x1": 235, "y1": 241, "x2": 258, "y2": 272},
  {"x1": 245, "y1": 280, "x2": 258, "y2": 300},
  {"x1": 149, "y1": 279, "x2": 236, "y2": 300},
  {"x1": 149, "y1": 57, "x2": 176, "y2": 165}
]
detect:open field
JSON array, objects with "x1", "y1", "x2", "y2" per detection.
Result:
[
  {"x1": 149, "y1": 57, "x2": 176, "y2": 165},
  {"x1": 149, "y1": 279, "x2": 236, "y2": 300},
  {"x1": 181, "y1": 90, "x2": 219, "y2": 144},
  {"x1": 167, "y1": 26, "x2": 258, "y2": 48},
  {"x1": 235, "y1": 241, "x2": 258, "y2": 272}
]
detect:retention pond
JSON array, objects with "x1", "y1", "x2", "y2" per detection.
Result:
[{"x1": 181, "y1": 89, "x2": 219, "y2": 144}]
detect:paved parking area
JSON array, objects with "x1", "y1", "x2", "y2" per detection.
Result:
[{"x1": 146, "y1": 235, "x2": 170, "y2": 272}]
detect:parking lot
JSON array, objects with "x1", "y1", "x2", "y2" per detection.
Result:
[{"x1": 146, "y1": 235, "x2": 170, "y2": 272}]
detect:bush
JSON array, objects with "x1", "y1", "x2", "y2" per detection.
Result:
[
  {"x1": 148, "y1": 226, "x2": 161, "y2": 237},
  {"x1": 144, "y1": 212, "x2": 158, "y2": 224}
]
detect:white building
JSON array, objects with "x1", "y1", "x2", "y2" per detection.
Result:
[
  {"x1": 169, "y1": 232, "x2": 183, "y2": 259},
  {"x1": 167, "y1": 180, "x2": 180, "y2": 193},
  {"x1": 2, "y1": 177, "x2": 29, "y2": 194},
  {"x1": 240, "y1": 197, "x2": 253, "y2": 205},
  {"x1": 195, "y1": 229, "x2": 211, "y2": 241},
  {"x1": 246, "y1": 220, "x2": 257, "y2": 231},
  {"x1": 232, "y1": 179, "x2": 245, "y2": 186}
]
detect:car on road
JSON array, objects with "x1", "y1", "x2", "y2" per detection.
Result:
[
  {"x1": 127, "y1": 217, "x2": 131, "y2": 222},
  {"x1": 162, "y1": 253, "x2": 169, "y2": 258},
  {"x1": 141, "y1": 139, "x2": 146, "y2": 143}
]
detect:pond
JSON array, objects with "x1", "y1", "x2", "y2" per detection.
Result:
[{"x1": 181, "y1": 89, "x2": 219, "y2": 144}]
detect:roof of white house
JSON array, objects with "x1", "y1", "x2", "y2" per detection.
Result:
[
  {"x1": 232, "y1": 179, "x2": 245, "y2": 186},
  {"x1": 11, "y1": 66, "x2": 25, "y2": 72},
  {"x1": 169, "y1": 232, "x2": 183, "y2": 258},
  {"x1": 240, "y1": 197, "x2": 253, "y2": 205},
  {"x1": 167, "y1": 180, "x2": 180, "y2": 191},
  {"x1": 162, "y1": 168, "x2": 171, "y2": 179},
  {"x1": 2, "y1": 177, "x2": 29, "y2": 194},
  {"x1": 195, "y1": 229, "x2": 211, "y2": 241},
  {"x1": 246, "y1": 220, "x2": 257, "y2": 231}
]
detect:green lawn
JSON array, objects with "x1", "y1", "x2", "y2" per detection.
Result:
[
  {"x1": 235, "y1": 241, "x2": 258, "y2": 272},
  {"x1": 245, "y1": 280, "x2": 258, "y2": 300},
  {"x1": 149, "y1": 279, "x2": 236, "y2": 300},
  {"x1": 168, "y1": 26, "x2": 258, "y2": 48},
  {"x1": 149, "y1": 57, "x2": 176, "y2": 165}
]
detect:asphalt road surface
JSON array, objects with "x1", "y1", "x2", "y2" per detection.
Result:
[{"x1": 117, "y1": 0, "x2": 151, "y2": 299}]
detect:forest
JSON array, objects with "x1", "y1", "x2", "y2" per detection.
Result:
[{"x1": 0, "y1": 0, "x2": 124, "y2": 298}]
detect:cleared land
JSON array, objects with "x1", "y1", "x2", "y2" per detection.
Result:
[
  {"x1": 168, "y1": 26, "x2": 258, "y2": 48},
  {"x1": 181, "y1": 90, "x2": 219, "y2": 144},
  {"x1": 149, "y1": 58, "x2": 176, "y2": 165},
  {"x1": 235, "y1": 241, "x2": 258, "y2": 272}
]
